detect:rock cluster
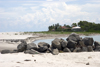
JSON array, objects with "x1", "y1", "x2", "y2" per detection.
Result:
[{"x1": 1, "y1": 33, "x2": 100, "y2": 55}]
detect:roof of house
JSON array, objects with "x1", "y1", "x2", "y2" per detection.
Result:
[{"x1": 72, "y1": 26, "x2": 81, "y2": 29}]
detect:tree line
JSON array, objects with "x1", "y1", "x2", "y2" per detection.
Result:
[{"x1": 48, "y1": 21, "x2": 100, "y2": 32}]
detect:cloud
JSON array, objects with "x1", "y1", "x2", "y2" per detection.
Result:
[{"x1": 0, "y1": 1, "x2": 100, "y2": 32}]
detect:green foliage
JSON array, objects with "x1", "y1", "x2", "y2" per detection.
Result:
[
  {"x1": 48, "y1": 21, "x2": 100, "y2": 32},
  {"x1": 71, "y1": 23, "x2": 77, "y2": 27},
  {"x1": 78, "y1": 21, "x2": 100, "y2": 32}
]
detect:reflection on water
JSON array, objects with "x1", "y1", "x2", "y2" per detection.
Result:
[{"x1": 34, "y1": 35, "x2": 100, "y2": 45}]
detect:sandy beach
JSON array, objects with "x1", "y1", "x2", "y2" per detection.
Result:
[
  {"x1": 0, "y1": 32, "x2": 100, "y2": 67},
  {"x1": 0, "y1": 52, "x2": 100, "y2": 67}
]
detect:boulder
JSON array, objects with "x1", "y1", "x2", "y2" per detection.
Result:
[
  {"x1": 1, "y1": 50, "x2": 18, "y2": 54},
  {"x1": 63, "y1": 48, "x2": 71, "y2": 52},
  {"x1": 51, "y1": 48, "x2": 59, "y2": 55},
  {"x1": 67, "y1": 40, "x2": 77, "y2": 49},
  {"x1": 73, "y1": 47, "x2": 82, "y2": 52},
  {"x1": 38, "y1": 42, "x2": 50, "y2": 48},
  {"x1": 69, "y1": 48, "x2": 75, "y2": 52},
  {"x1": 78, "y1": 40, "x2": 85, "y2": 47},
  {"x1": 82, "y1": 47, "x2": 88, "y2": 52},
  {"x1": 37, "y1": 46, "x2": 48, "y2": 52},
  {"x1": 37, "y1": 42, "x2": 50, "y2": 52},
  {"x1": 24, "y1": 49, "x2": 40, "y2": 54},
  {"x1": 52, "y1": 38, "x2": 62, "y2": 50},
  {"x1": 95, "y1": 46, "x2": 100, "y2": 51},
  {"x1": 27, "y1": 43, "x2": 37, "y2": 50},
  {"x1": 17, "y1": 42, "x2": 27, "y2": 52},
  {"x1": 66, "y1": 33, "x2": 81, "y2": 42},
  {"x1": 82, "y1": 37, "x2": 94, "y2": 46},
  {"x1": 94, "y1": 41, "x2": 100, "y2": 48},
  {"x1": 61, "y1": 41, "x2": 68, "y2": 49},
  {"x1": 87, "y1": 46, "x2": 93, "y2": 52}
]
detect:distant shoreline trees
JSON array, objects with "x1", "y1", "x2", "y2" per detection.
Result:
[{"x1": 48, "y1": 21, "x2": 100, "y2": 32}]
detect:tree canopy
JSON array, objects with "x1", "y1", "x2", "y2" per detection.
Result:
[{"x1": 48, "y1": 21, "x2": 100, "y2": 32}]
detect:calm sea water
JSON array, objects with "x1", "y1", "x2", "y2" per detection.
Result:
[{"x1": 33, "y1": 35, "x2": 100, "y2": 45}]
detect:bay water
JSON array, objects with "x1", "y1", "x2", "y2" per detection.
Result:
[{"x1": 34, "y1": 35, "x2": 100, "y2": 45}]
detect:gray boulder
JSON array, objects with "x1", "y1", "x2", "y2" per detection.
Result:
[
  {"x1": 1, "y1": 50, "x2": 18, "y2": 54},
  {"x1": 66, "y1": 33, "x2": 81, "y2": 42},
  {"x1": 27, "y1": 43, "x2": 37, "y2": 50},
  {"x1": 37, "y1": 46, "x2": 48, "y2": 52},
  {"x1": 73, "y1": 47, "x2": 82, "y2": 52},
  {"x1": 94, "y1": 41, "x2": 100, "y2": 50},
  {"x1": 95, "y1": 46, "x2": 100, "y2": 51},
  {"x1": 51, "y1": 48, "x2": 59, "y2": 55},
  {"x1": 61, "y1": 40, "x2": 68, "y2": 49},
  {"x1": 52, "y1": 38, "x2": 62, "y2": 50},
  {"x1": 82, "y1": 37, "x2": 94, "y2": 46},
  {"x1": 82, "y1": 47, "x2": 88, "y2": 52},
  {"x1": 24, "y1": 49, "x2": 40, "y2": 54},
  {"x1": 17, "y1": 42, "x2": 27, "y2": 52},
  {"x1": 38, "y1": 42, "x2": 50, "y2": 48},
  {"x1": 63, "y1": 48, "x2": 71, "y2": 52},
  {"x1": 37, "y1": 42, "x2": 50, "y2": 52},
  {"x1": 87, "y1": 46, "x2": 93, "y2": 52},
  {"x1": 94, "y1": 41, "x2": 100, "y2": 51},
  {"x1": 67, "y1": 40, "x2": 77, "y2": 49}
]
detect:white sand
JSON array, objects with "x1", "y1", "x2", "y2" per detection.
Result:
[
  {"x1": 0, "y1": 32, "x2": 34, "y2": 39},
  {"x1": 0, "y1": 52, "x2": 100, "y2": 67},
  {"x1": 0, "y1": 32, "x2": 100, "y2": 67}
]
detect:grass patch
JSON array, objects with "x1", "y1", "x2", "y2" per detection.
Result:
[{"x1": 23, "y1": 31, "x2": 100, "y2": 36}]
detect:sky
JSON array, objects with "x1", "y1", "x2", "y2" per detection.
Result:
[{"x1": 0, "y1": 0, "x2": 100, "y2": 32}]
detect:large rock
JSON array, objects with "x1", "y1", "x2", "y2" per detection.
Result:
[
  {"x1": 61, "y1": 40, "x2": 68, "y2": 49},
  {"x1": 94, "y1": 41, "x2": 100, "y2": 51},
  {"x1": 78, "y1": 40, "x2": 85, "y2": 47},
  {"x1": 67, "y1": 40, "x2": 77, "y2": 49},
  {"x1": 87, "y1": 46, "x2": 93, "y2": 52},
  {"x1": 37, "y1": 42, "x2": 50, "y2": 52},
  {"x1": 38, "y1": 42, "x2": 50, "y2": 48},
  {"x1": 63, "y1": 48, "x2": 71, "y2": 52},
  {"x1": 24, "y1": 49, "x2": 40, "y2": 54},
  {"x1": 73, "y1": 47, "x2": 82, "y2": 52},
  {"x1": 27, "y1": 43, "x2": 37, "y2": 50},
  {"x1": 17, "y1": 42, "x2": 27, "y2": 52},
  {"x1": 95, "y1": 46, "x2": 100, "y2": 51},
  {"x1": 52, "y1": 38, "x2": 62, "y2": 50},
  {"x1": 37, "y1": 46, "x2": 48, "y2": 52},
  {"x1": 82, "y1": 37, "x2": 94, "y2": 46},
  {"x1": 82, "y1": 47, "x2": 88, "y2": 52},
  {"x1": 66, "y1": 33, "x2": 81, "y2": 42},
  {"x1": 51, "y1": 48, "x2": 59, "y2": 55},
  {"x1": 1, "y1": 50, "x2": 18, "y2": 54}
]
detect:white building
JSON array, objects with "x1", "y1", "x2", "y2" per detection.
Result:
[{"x1": 72, "y1": 26, "x2": 81, "y2": 31}]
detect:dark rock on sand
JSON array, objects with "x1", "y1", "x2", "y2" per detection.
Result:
[
  {"x1": 52, "y1": 38, "x2": 62, "y2": 50},
  {"x1": 66, "y1": 33, "x2": 81, "y2": 42},
  {"x1": 94, "y1": 41, "x2": 100, "y2": 51},
  {"x1": 1, "y1": 50, "x2": 18, "y2": 54},
  {"x1": 87, "y1": 46, "x2": 93, "y2": 52},
  {"x1": 82, "y1": 47, "x2": 88, "y2": 52},
  {"x1": 27, "y1": 43, "x2": 37, "y2": 50},
  {"x1": 67, "y1": 40, "x2": 77, "y2": 49},
  {"x1": 63, "y1": 48, "x2": 71, "y2": 52},
  {"x1": 24, "y1": 49, "x2": 40, "y2": 54},
  {"x1": 17, "y1": 42, "x2": 27, "y2": 52},
  {"x1": 61, "y1": 40, "x2": 68, "y2": 49},
  {"x1": 73, "y1": 47, "x2": 82, "y2": 52},
  {"x1": 38, "y1": 42, "x2": 50, "y2": 48},
  {"x1": 82, "y1": 37, "x2": 94, "y2": 46},
  {"x1": 51, "y1": 48, "x2": 59, "y2": 55},
  {"x1": 37, "y1": 42, "x2": 50, "y2": 52}
]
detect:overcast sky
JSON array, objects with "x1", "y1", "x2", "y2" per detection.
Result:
[{"x1": 0, "y1": 0, "x2": 100, "y2": 32}]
